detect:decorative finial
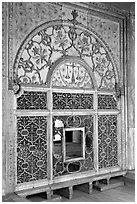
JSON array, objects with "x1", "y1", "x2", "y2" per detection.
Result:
[
  {"x1": 69, "y1": 10, "x2": 79, "y2": 26},
  {"x1": 71, "y1": 10, "x2": 78, "y2": 21}
]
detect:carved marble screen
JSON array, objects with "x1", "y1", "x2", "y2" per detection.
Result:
[
  {"x1": 17, "y1": 115, "x2": 47, "y2": 183},
  {"x1": 98, "y1": 115, "x2": 118, "y2": 169},
  {"x1": 53, "y1": 115, "x2": 94, "y2": 176},
  {"x1": 10, "y1": 3, "x2": 122, "y2": 188}
]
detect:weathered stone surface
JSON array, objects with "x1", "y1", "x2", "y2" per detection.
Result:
[
  {"x1": 12, "y1": 2, "x2": 62, "y2": 54},
  {"x1": 87, "y1": 13, "x2": 120, "y2": 72}
]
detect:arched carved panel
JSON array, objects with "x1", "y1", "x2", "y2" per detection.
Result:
[
  {"x1": 13, "y1": 18, "x2": 119, "y2": 90},
  {"x1": 51, "y1": 61, "x2": 94, "y2": 89}
]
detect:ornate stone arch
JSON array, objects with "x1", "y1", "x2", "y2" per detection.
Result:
[{"x1": 13, "y1": 19, "x2": 119, "y2": 90}]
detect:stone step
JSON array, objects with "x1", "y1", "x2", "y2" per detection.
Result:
[
  {"x1": 41, "y1": 195, "x2": 62, "y2": 202},
  {"x1": 27, "y1": 192, "x2": 62, "y2": 202},
  {"x1": 16, "y1": 185, "x2": 50, "y2": 198},
  {"x1": 54, "y1": 186, "x2": 73, "y2": 199},
  {"x1": 93, "y1": 177, "x2": 124, "y2": 192}
]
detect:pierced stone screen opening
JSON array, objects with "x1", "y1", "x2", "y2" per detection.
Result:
[{"x1": 63, "y1": 127, "x2": 85, "y2": 162}]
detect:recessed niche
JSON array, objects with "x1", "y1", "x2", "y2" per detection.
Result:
[{"x1": 63, "y1": 127, "x2": 85, "y2": 162}]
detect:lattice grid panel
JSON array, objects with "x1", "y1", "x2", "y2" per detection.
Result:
[
  {"x1": 17, "y1": 116, "x2": 47, "y2": 183},
  {"x1": 98, "y1": 115, "x2": 118, "y2": 169},
  {"x1": 98, "y1": 94, "x2": 117, "y2": 109},
  {"x1": 17, "y1": 91, "x2": 47, "y2": 109},
  {"x1": 53, "y1": 92, "x2": 93, "y2": 109}
]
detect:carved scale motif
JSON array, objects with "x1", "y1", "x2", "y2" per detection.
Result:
[
  {"x1": 14, "y1": 10, "x2": 118, "y2": 90},
  {"x1": 53, "y1": 115, "x2": 94, "y2": 176}
]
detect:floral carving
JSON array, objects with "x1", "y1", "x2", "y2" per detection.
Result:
[
  {"x1": 14, "y1": 21, "x2": 117, "y2": 89},
  {"x1": 54, "y1": 28, "x2": 68, "y2": 48},
  {"x1": 75, "y1": 32, "x2": 92, "y2": 55},
  {"x1": 105, "y1": 70, "x2": 114, "y2": 80},
  {"x1": 28, "y1": 42, "x2": 51, "y2": 65},
  {"x1": 18, "y1": 58, "x2": 33, "y2": 73},
  {"x1": 94, "y1": 53, "x2": 109, "y2": 76},
  {"x1": 53, "y1": 26, "x2": 71, "y2": 53},
  {"x1": 39, "y1": 31, "x2": 52, "y2": 46}
]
